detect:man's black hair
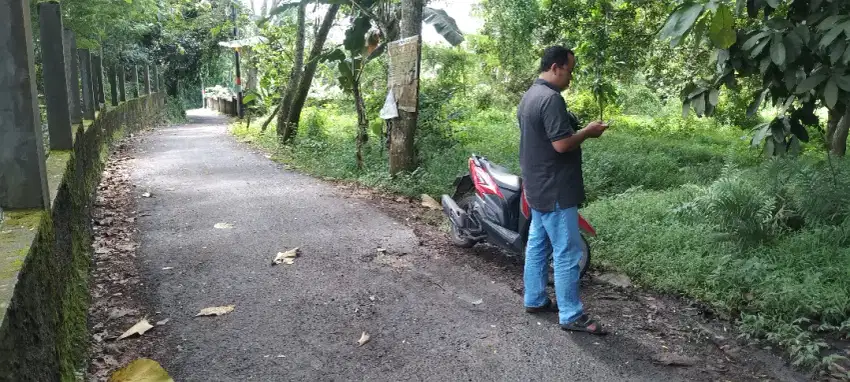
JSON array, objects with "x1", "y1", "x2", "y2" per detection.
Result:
[{"x1": 539, "y1": 46, "x2": 575, "y2": 73}]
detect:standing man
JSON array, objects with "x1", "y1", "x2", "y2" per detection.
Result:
[{"x1": 518, "y1": 46, "x2": 608, "y2": 334}]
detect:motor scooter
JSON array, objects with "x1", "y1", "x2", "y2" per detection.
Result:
[{"x1": 440, "y1": 155, "x2": 595, "y2": 277}]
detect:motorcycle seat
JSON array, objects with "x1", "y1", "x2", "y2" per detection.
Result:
[{"x1": 483, "y1": 161, "x2": 521, "y2": 191}]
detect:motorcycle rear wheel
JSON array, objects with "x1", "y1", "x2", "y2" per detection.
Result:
[{"x1": 449, "y1": 195, "x2": 479, "y2": 248}]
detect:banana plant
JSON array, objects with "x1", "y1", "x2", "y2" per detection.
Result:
[{"x1": 241, "y1": 84, "x2": 274, "y2": 128}]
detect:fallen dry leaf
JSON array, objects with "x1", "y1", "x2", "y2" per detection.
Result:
[
  {"x1": 155, "y1": 318, "x2": 170, "y2": 326},
  {"x1": 109, "y1": 358, "x2": 173, "y2": 382},
  {"x1": 421, "y1": 194, "x2": 441, "y2": 210},
  {"x1": 117, "y1": 318, "x2": 154, "y2": 340},
  {"x1": 196, "y1": 305, "x2": 235, "y2": 317},
  {"x1": 141, "y1": 192, "x2": 152, "y2": 198},
  {"x1": 357, "y1": 331, "x2": 371, "y2": 347},
  {"x1": 272, "y1": 247, "x2": 300, "y2": 265},
  {"x1": 213, "y1": 222, "x2": 233, "y2": 229}
]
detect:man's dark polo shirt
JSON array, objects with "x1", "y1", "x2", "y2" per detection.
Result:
[{"x1": 517, "y1": 79, "x2": 585, "y2": 212}]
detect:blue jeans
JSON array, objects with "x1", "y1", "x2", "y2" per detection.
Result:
[{"x1": 524, "y1": 204, "x2": 584, "y2": 324}]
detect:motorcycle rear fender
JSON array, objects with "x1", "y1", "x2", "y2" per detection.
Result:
[
  {"x1": 579, "y1": 214, "x2": 597, "y2": 237},
  {"x1": 451, "y1": 174, "x2": 474, "y2": 200}
]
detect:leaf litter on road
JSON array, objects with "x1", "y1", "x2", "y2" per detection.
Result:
[
  {"x1": 108, "y1": 308, "x2": 138, "y2": 320},
  {"x1": 109, "y1": 358, "x2": 173, "y2": 382},
  {"x1": 141, "y1": 192, "x2": 152, "y2": 198},
  {"x1": 213, "y1": 222, "x2": 233, "y2": 229},
  {"x1": 196, "y1": 305, "x2": 235, "y2": 317},
  {"x1": 117, "y1": 318, "x2": 154, "y2": 340},
  {"x1": 272, "y1": 247, "x2": 300, "y2": 265}
]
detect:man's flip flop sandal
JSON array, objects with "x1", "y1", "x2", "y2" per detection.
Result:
[
  {"x1": 525, "y1": 299, "x2": 559, "y2": 313},
  {"x1": 561, "y1": 314, "x2": 607, "y2": 335}
]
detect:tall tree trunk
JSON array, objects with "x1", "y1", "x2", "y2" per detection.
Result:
[
  {"x1": 388, "y1": 0, "x2": 423, "y2": 175},
  {"x1": 831, "y1": 107, "x2": 850, "y2": 157},
  {"x1": 261, "y1": 103, "x2": 281, "y2": 133},
  {"x1": 353, "y1": 80, "x2": 368, "y2": 170},
  {"x1": 276, "y1": 1, "x2": 306, "y2": 142},
  {"x1": 826, "y1": 107, "x2": 842, "y2": 151},
  {"x1": 283, "y1": 4, "x2": 340, "y2": 140}
]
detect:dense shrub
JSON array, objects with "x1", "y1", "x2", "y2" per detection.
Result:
[
  {"x1": 617, "y1": 83, "x2": 664, "y2": 116},
  {"x1": 165, "y1": 96, "x2": 187, "y2": 123},
  {"x1": 585, "y1": 157, "x2": 850, "y2": 367}
]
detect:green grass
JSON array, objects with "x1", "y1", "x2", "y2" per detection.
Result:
[{"x1": 231, "y1": 99, "x2": 849, "y2": 371}]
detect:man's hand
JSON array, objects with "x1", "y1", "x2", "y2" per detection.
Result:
[
  {"x1": 551, "y1": 121, "x2": 608, "y2": 153},
  {"x1": 582, "y1": 121, "x2": 608, "y2": 138}
]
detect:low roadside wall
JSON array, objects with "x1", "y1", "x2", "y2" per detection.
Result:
[{"x1": 0, "y1": 93, "x2": 166, "y2": 381}]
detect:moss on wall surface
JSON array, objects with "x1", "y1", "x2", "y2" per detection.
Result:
[{"x1": 0, "y1": 94, "x2": 166, "y2": 382}]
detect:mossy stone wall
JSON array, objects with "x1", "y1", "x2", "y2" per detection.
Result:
[{"x1": 0, "y1": 94, "x2": 166, "y2": 381}]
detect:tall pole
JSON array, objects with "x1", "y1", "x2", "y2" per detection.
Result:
[{"x1": 231, "y1": 1, "x2": 243, "y2": 118}]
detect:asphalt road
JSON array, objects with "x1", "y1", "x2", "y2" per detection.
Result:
[{"x1": 128, "y1": 109, "x2": 704, "y2": 381}]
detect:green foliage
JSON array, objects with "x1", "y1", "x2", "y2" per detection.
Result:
[
  {"x1": 585, "y1": 165, "x2": 850, "y2": 368},
  {"x1": 569, "y1": 89, "x2": 620, "y2": 122},
  {"x1": 615, "y1": 83, "x2": 663, "y2": 116},
  {"x1": 165, "y1": 96, "x2": 187, "y2": 123},
  {"x1": 659, "y1": 0, "x2": 850, "y2": 153},
  {"x1": 479, "y1": 0, "x2": 540, "y2": 92}
]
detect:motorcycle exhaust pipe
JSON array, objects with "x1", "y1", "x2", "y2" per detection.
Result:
[{"x1": 441, "y1": 195, "x2": 468, "y2": 229}]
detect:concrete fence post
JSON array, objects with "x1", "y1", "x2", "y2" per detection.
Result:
[
  {"x1": 152, "y1": 66, "x2": 159, "y2": 92},
  {"x1": 0, "y1": 0, "x2": 51, "y2": 209},
  {"x1": 78, "y1": 49, "x2": 95, "y2": 120},
  {"x1": 108, "y1": 65, "x2": 118, "y2": 106},
  {"x1": 38, "y1": 1, "x2": 73, "y2": 150},
  {"x1": 63, "y1": 28, "x2": 82, "y2": 124},
  {"x1": 142, "y1": 66, "x2": 151, "y2": 95},
  {"x1": 92, "y1": 54, "x2": 104, "y2": 109},
  {"x1": 118, "y1": 65, "x2": 126, "y2": 102},
  {"x1": 131, "y1": 66, "x2": 139, "y2": 98}
]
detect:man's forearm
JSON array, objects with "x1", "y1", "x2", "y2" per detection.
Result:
[{"x1": 551, "y1": 129, "x2": 589, "y2": 153}]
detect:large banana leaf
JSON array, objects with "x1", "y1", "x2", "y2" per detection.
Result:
[{"x1": 422, "y1": 7, "x2": 464, "y2": 46}]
